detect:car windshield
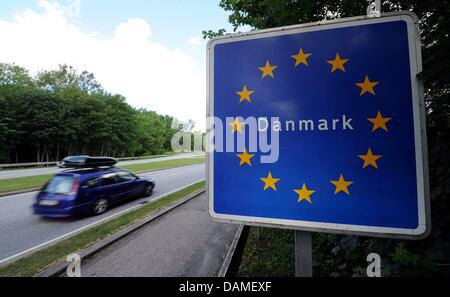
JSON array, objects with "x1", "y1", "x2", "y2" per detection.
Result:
[{"x1": 43, "y1": 176, "x2": 75, "y2": 195}]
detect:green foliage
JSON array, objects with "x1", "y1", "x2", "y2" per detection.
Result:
[
  {"x1": 202, "y1": 28, "x2": 227, "y2": 40},
  {"x1": 35, "y1": 64, "x2": 103, "y2": 94},
  {"x1": 0, "y1": 63, "x2": 34, "y2": 87},
  {"x1": 216, "y1": 0, "x2": 450, "y2": 276},
  {"x1": 312, "y1": 233, "x2": 444, "y2": 277},
  {"x1": 134, "y1": 109, "x2": 175, "y2": 156},
  {"x1": 238, "y1": 227, "x2": 295, "y2": 277},
  {"x1": 0, "y1": 64, "x2": 183, "y2": 163}
]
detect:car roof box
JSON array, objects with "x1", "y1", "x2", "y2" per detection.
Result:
[{"x1": 63, "y1": 156, "x2": 118, "y2": 168}]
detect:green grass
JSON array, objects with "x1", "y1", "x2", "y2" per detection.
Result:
[
  {"x1": 0, "y1": 157, "x2": 205, "y2": 195},
  {"x1": 120, "y1": 157, "x2": 205, "y2": 173},
  {"x1": 237, "y1": 227, "x2": 295, "y2": 277},
  {"x1": 0, "y1": 174, "x2": 54, "y2": 194},
  {"x1": 0, "y1": 181, "x2": 205, "y2": 277}
]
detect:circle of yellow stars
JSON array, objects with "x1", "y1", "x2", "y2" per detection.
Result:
[{"x1": 229, "y1": 48, "x2": 393, "y2": 206}]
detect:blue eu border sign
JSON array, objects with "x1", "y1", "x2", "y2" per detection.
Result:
[{"x1": 207, "y1": 12, "x2": 430, "y2": 239}]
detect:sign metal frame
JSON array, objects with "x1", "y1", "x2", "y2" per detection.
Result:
[{"x1": 206, "y1": 12, "x2": 430, "y2": 239}]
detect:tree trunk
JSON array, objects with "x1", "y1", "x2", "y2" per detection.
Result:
[
  {"x1": 56, "y1": 143, "x2": 60, "y2": 161},
  {"x1": 40, "y1": 145, "x2": 46, "y2": 163},
  {"x1": 41, "y1": 145, "x2": 45, "y2": 163},
  {"x1": 37, "y1": 144, "x2": 40, "y2": 163},
  {"x1": 68, "y1": 143, "x2": 73, "y2": 156},
  {"x1": 6, "y1": 146, "x2": 11, "y2": 163}
]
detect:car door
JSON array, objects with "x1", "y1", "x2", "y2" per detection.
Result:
[
  {"x1": 79, "y1": 177, "x2": 101, "y2": 205},
  {"x1": 99, "y1": 172, "x2": 126, "y2": 204},
  {"x1": 115, "y1": 171, "x2": 141, "y2": 201}
]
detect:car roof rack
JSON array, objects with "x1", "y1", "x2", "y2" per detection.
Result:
[{"x1": 64, "y1": 166, "x2": 116, "y2": 173}]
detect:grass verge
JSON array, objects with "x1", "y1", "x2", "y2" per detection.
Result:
[
  {"x1": 121, "y1": 157, "x2": 204, "y2": 173},
  {"x1": 237, "y1": 227, "x2": 295, "y2": 277},
  {"x1": 0, "y1": 181, "x2": 205, "y2": 277},
  {"x1": 0, "y1": 174, "x2": 54, "y2": 195},
  {"x1": 0, "y1": 154, "x2": 169, "y2": 171},
  {"x1": 0, "y1": 157, "x2": 205, "y2": 195}
]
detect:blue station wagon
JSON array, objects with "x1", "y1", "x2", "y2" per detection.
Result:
[{"x1": 33, "y1": 167, "x2": 156, "y2": 218}]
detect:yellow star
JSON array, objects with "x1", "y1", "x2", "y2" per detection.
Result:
[
  {"x1": 294, "y1": 183, "x2": 316, "y2": 204},
  {"x1": 236, "y1": 149, "x2": 255, "y2": 166},
  {"x1": 356, "y1": 75, "x2": 379, "y2": 96},
  {"x1": 229, "y1": 118, "x2": 245, "y2": 134},
  {"x1": 330, "y1": 174, "x2": 354, "y2": 195},
  {"x1": 368, "y1": 111, "x2": 392, "y2": 132},
  {"x1": 260, "y1": 172, "x2": 280, "y2": 191},
  {"x1": 327, "y1": 53, "x2": 349, "y2": 73},
  {"x1": 358, "y1": 148, "x2": 382, "y2": 169},
  {"x1": 258, "y1": 60, "x2": 277, "y2": 78},
  {"x1": 291, "y1": 49, "x2": 312, "y2": 67},
  {"x1": 236, "y1": 85, "x2": 255, "y2": 103}
]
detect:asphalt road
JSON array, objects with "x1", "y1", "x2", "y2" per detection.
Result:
[
  {"x1": 80, "y1": 194, "x2": 238, "y2": 277},
  {"x1": 0, "y1": 164, "x2": 205, "y2": 263},
  {"x1": 0, "y1": 153, "x2": 204, "y2": 180}
]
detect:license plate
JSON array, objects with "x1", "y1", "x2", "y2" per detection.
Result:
[{"x1": 39, "y1": 200, "x2": 59, "y2": 206}]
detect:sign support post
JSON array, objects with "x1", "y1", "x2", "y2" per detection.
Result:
[{"x1": 295, "y1": 231, "x2": 312, "y2": 277}]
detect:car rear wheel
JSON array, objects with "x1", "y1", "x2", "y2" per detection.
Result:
[
  {"x1": 93, "y1": 198, "x2": 109, "y2": 215},
  {"x1": 144, "y1": 185, "x2": 153, "y2": 197}
]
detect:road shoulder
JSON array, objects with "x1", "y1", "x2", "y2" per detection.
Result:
[{"x1": 64, "y1": 194, "x2": 237, "y2": 277}]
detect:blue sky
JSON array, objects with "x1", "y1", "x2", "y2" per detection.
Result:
[
  {"x1": 0, "y1": 0, "x2": 242, "y2": 69},
  {"x1": 0, "y1": 0, "x2": 236, "y2": 43},
  {"x1": 0, "y1": 0, "x2": 248, "y2": 130}
]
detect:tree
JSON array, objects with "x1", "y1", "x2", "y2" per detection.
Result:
[
  {"x1": 24, "y1": 90, "x2": 65, "y2": 162},
  {"x1": 208, "y1": 0, "x2": 450, "y2": 276},
  {"x1": 0, "y1": 96, "x2": 8, "y2": 162},
  {"x1": 162, "y1": 115, "x2": 178, "y2": 151},
  {"x1": 36, "y1": 64, "x2": 103, "y2": 94},
  {"x1": 0, "y1": 63, "x2": 183, "y2": 163},
  {"x1": 134, "y1": 109, "x2": 170, "y2": 156},
  {"x1": 0, "y1": 63, "x2": 34, "y2": 87}
]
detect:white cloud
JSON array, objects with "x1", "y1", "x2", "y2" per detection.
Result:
[
  {"x1": 187, "y1": 36, "x2": 201, "y2": 46},
  {"x1": 0, "y1": 1, "x2": 206, "y2": 131},
  {"x1": 187, "y1": 36, "x2": 203, "y2": 52},
  {"x1": 115, "y1": 18, "x2": 153, "y2": 41}
]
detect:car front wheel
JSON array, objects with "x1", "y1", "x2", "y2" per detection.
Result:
[
  {"x1": 93, "y1": 198, "x2": 109, "y2": 215},
  {"x1": 144, "y1": 185, "x2": 153, "y2": 197}
]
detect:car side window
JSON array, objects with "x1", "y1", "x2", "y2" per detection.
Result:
[
  {"x1": 82, "y1": 178, "x2": 99, "y2": 189},
  {"x1": 118, "y1": 171, "x2": 138, "y2": 182},
  {"x1": 101, "y1": 173, "x2": 121, "y2": 186}
]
